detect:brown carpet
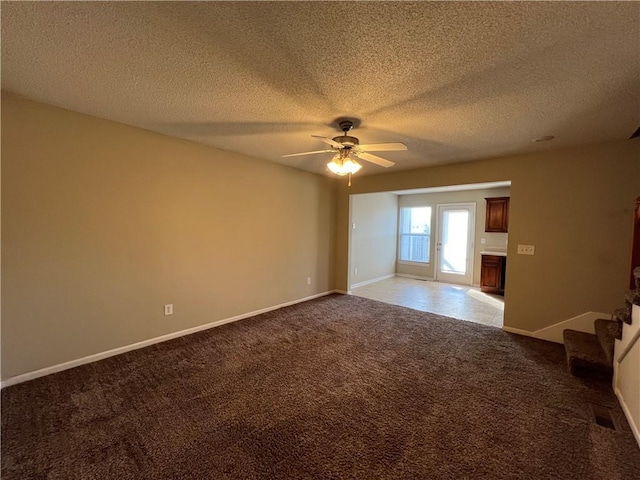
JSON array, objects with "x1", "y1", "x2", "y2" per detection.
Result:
[{"x1": 2, "y1": 294, "x2": 639, "y2": 479}]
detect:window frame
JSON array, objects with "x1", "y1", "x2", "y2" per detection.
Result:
[{"x1": 398, "y1": 206, "x2": 432, "y2": 265}]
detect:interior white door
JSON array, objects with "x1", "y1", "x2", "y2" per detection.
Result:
[{"x1": 436, "y1": 204, "x2": 475, "y2": 285}]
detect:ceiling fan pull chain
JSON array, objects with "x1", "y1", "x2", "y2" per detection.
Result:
[{"x1": 348, "y1": 172, "x2": 352, "y2": 187}]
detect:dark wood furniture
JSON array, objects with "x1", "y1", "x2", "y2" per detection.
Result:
[
  {"x1": 485, "y1": 197, "x2": 509, "y2": 232},
  {"x1": 480, "y1": 254, "x2": 506, "y2": 295}
]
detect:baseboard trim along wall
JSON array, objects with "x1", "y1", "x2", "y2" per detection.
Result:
[
  {"x1": 350, "y1": 273, "x2": 395, "y2": 289},
  {"x1": 501, "y1": 326, "x2": 536, "y2": 337},
  {"x1": 395, "y1": 273, "x2": 434, "y2": 281},
  {"x1": 1, "y1": 290, "x2": 342, "y2": 388},
  {"x1": 502, "y1": 311, "x2": 610, "y2": 344}
]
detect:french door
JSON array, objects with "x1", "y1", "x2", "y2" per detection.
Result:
[{"x1": 435, "y1": 203, "x2": 475, "y2": 285}]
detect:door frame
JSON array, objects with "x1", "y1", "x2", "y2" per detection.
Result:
[{"x1": 434, "y1": 203, "x2": 476, "y2": 285}]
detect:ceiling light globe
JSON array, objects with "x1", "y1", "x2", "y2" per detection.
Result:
[
  {"x1": 343, "y1": 158, "x2": 362, "y2": 174},
  {"x1": 327, "y1": 160, "x2": 347, "y2": 175},
  {"x1": 327, "y1": 157, "x2": 362, "y2": 176}
]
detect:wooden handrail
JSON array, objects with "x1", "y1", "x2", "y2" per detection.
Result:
[{"x1": 617, "y1": 325, "x2": 640, "y2": 364}]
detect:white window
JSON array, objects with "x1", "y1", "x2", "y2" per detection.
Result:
[{"x1": 399, "y1": 207, "x2": 432, "y2": 263}]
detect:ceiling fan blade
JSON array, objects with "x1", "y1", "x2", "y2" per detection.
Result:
[
  {"x1": 311, "y1": 135, "x2": 343, "y2": 148},
  {"x1": 355, "y1": 152, "x2": 395, "y2": 168},
  {"x1": 282, "y1": 149, "x2": 334, "y2": 158},
  {"x1": 357, "y1": 142, "x2": 407, "y2": 152}
]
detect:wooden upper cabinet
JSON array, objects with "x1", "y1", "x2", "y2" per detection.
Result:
[{"x1": 485, "y1": 197, "x2": 510, "y2": 232}]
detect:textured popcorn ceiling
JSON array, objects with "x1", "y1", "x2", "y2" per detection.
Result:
[{"x1": 2, "y1": 2, "x2": 639, "y2": 176}]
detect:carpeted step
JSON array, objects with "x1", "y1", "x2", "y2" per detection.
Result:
[
  {"x1": 594, "y1": 319, "x2": 619, "y2": 363},
  {"x1": 563, "y1": 329, "x2": 612, "y2": 381},
  {"x1": 613, "y1": 306, "x2": 632, "y2": 326},
  {"x1": 624, "y1": 289, "x2": 640, "y2": 307},
  {"x1": 609, "y1": 315, "x2": 624, "y2": 340}
]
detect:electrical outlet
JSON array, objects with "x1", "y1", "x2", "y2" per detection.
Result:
[
  {"x1": 354, "y1": 267, "x2": 358, "y2": 275},
  {"x1": 480, "y1": 238, "x2": 486, "y2": 244},
  {"x1": 306, "y1": 277, "x2": 311, "y2": 285},
  {"x1": 517, "y1": 244, "x2": 535, "y2": 255},
  {"x1": 164, "y1": 304, "x2": 173, "y2": 316}
]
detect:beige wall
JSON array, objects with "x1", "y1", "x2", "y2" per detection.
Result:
[
  {"x1": 1, "y1": 93, "x2": 336, "y2": 379},
  {"x1": 3, "y1": 91, "x2": 639, "y2": 379},
  {"x1": 349, "y1": 193, "x2": 398, "y2": 287},
  {"x1": 335, "y1": 140, "x2": 640, "y2": 332},
  {"x1": 397, "y1": 187, "x2": 510, "y2": 284}
]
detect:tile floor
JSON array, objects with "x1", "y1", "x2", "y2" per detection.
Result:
[{"x1": 351, "y1": 276, "x2": 504, "y2": 328}]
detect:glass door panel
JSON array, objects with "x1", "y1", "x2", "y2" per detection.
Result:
[{"x1": 436, "y1": 204, "x2": 475, "y2": 285}]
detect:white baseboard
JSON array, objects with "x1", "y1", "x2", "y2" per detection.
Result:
[
  {"x1": 502, "y1": 311, "x2": 610, "y2": 344},
  {"x1": 502, "y1": 326, "x2": 537, "y2": 338},
  {"x1": 535, "y1": 312, "x2": 611, "y2": 343},
  {"x1": 1, "y1": 290, "x2": 339, "y2": 388},
  {"x1": 615, "y1": 386, "x2": 640, "y2": 447},
  {"x1": 350, "y1": 273, "x2": 395, "y2": 289},
  {"x1": 396, "y1": 273, "x2": 434, "y2": 281},
  {"x1": 534, "y1": 311, "x2": 608, "y2": 344}
]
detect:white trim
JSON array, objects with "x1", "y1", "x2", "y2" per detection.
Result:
[
  {"x1": 502, "y1": 311, "x2": 609, "y2": 344},
  {"x1": 347, "y1": 194, "x2": 354, "y2": 291},
  {"x1": 390, "y1": 181, "x2": 511, "y2": 196},
  {"x1": 502, "y1": 312, "x2": 611, "y2": 343},
  {"x1": 533, "y1": 311, "x2": 608, "y2": 344},
  {"x1": 615, "y1": 386, "x2": 640, "y2": 446},
  {"x1": 350, "y1": 273, "x2": 395, "y2": 289},
  {"x1": 396, "y1": 273, "x2": 434, "y2": 281},
  {"x1": 1, "y1": 290, "x2": 339, "y2": 388},
  {"x1": 502, "y1": 326, "x2": 537, "y2": 338},
  {"x1": 398, "y1": 206, "x2": 433, "y2": 265}
]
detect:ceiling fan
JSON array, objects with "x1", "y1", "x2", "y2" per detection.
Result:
[{"x1": 283, "y1": 119, "x2": 407, "y2": 184}]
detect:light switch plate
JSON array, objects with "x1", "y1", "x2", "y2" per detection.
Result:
[{"x1": 517, "y1": 244, "x2": 535, "y2": 255}]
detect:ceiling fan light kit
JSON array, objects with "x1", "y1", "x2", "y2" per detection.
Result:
[
  {"x1": 283, "y1": 118, "x2": 407, "y2": 186},
  {"x1": 327, "y1": 153, "x2": 362, "y2": 177}
]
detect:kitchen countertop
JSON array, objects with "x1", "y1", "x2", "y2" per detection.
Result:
[{"x1": 481, "y1": 250, "x2": 507, "y2": 257}]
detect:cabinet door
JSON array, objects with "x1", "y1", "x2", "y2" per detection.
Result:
[
  {"x1": 485, "y1": 197, "x2": 509, "y2": 232},
  {"x1": 480, "y1": 255, "x2": 504, "y2": 294}
]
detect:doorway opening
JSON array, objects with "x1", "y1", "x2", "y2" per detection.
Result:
[{"x1": 347, "y1": 181, "x2": 510, "y2": 327}]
